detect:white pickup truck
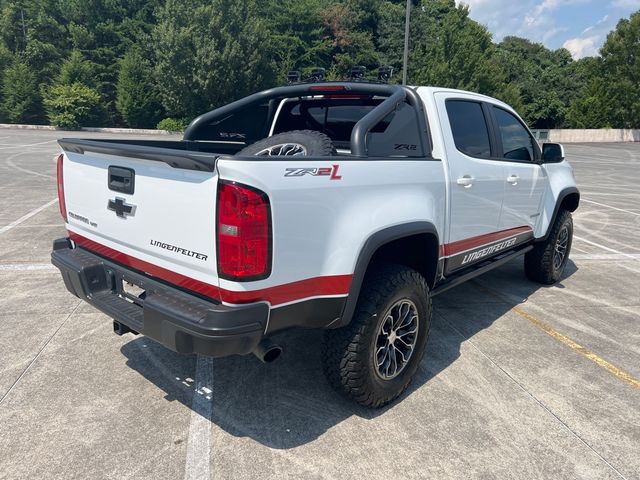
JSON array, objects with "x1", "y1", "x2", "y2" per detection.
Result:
[{"x1": 51, "y1": 81, "x2": 579, "y2": 407}]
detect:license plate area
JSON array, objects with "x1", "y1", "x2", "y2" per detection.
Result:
[
  {"x1": 109, "y1": 270, "x2": 147, "y2": 306},
  {"x1": 123, "y1": 281, "x2": 145, "y2": 299}
]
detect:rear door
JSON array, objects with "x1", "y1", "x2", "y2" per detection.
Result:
[
  {"x1": 435, "y1": 94, "x2": 505, "y2": 273},
  {"x1": 489, "y1": 106, "x2": 546, "y2": 233}
]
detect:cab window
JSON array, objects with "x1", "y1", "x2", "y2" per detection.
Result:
[
  {"x1": 493, "y1": 107, "x2": 536, "y2": 161},
  {"x1": 446, "y1": 100, "x2": 492, "y2": 158}
]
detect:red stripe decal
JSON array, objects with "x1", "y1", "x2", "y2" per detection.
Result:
[
  {"x1": 69, "y1": 226, "x2": 530, "y2": 306},
  {"x1": 219, "y1": 275, "x2": 353, "y2": 306},
  {"x1": 68, "y1": 232, "x2": 352, "y2": 307},
  {"x1": 69, "y1": 232, "x2": 222, "y2": 301},
  {"x1": 442, "y1": 226, "x2": 532, "y2": 257}
]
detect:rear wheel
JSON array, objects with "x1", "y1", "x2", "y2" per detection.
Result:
[
  {"x1": 525, "y1": 209, "x2": 573, "y2": 284},
  {"x1": 322, "y1": 264, "x2": 431, "y2": 408},
  {"x1": 236, "y1": 130, "x2": 335, "y2": 156}
]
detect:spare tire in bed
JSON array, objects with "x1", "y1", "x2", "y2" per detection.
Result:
[{"x1": 237, "y1": 130, "x2": 336, "y2": 156}]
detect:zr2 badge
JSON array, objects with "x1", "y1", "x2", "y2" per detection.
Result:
[{"x1": 284, "y1": 164, "x2": 342, "y2": 180}]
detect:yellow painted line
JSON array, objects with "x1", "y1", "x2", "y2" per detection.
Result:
[{"x1": 512, "y1": 306, "x2": 640, "y2": 390}]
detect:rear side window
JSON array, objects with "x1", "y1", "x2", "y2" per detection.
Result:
[
  {"x1": 197, "y1": 104, "x2": 270, "y2": 142},
  {"x1": 446, "y1": 100, "x2": 491, "y2": 158},
  {"x1": 493, "y1": 107, "x2": 535, "y2": 161}
]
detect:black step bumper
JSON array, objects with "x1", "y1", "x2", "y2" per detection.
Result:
[{"x1": 51, "y1": 238, "x2": 268, "y2": 357}]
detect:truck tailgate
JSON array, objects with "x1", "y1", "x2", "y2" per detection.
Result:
[{"x1": 60, "y1": 143, "x2": 219, "y2": 292}]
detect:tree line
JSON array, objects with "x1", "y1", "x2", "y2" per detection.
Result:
[{"x1": 0, "y1": 0, "x2": 638, "y2": 130}]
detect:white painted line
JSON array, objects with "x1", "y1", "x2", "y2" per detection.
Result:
[
  {"x1": 0, "y1": 199, "x2": 58, "y2": 235},
  {"x1": 0, "y1": 139, "x2": 57, "y2": 150},
  {"x1": 571, "y1": 253, "x2": 640, "y2": 261},
  {"x1": 184, "y1": 355, "x2": 213, "y2": 480},
  {"x1": 582, "y1": 199, "x2": 640, "y2": 217},
  {"x1": 6, "y1": 158, "x2": 55, "y2": 179},
  {"x1": 7, "y1": 224, "x2": 64, "y2": 228},
  {"x1": 0, "y1": 263, "x2": 57, "y2": 271},
  {"x1": 574, "y1": 235, "x2": 640, "y2": 262}
]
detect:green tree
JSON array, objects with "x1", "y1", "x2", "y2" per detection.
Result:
[
  {"x1": 402, "y1": 0, "x2": 510, "y2": 101},
  {"x1": 598, "y1": 11, "x2": 640, "y2": 128},
  {"x1": 1, "y1": 60, "x2": 39, "y2": 123},
  {"x1": 263, "y1": 0, "x2": 333, "y2": 79},
  {"x1": 151, "y1": 0, "x2": 202, "y2": 118},
  {"x1": 496, "y1": 37, "x2": 582, "y2": 128},
  {"x1": 376, "y1": 1, "x2": 405, "y2": 75},
  {"x1": 57, "y1": 50, "x2": 98, "y2": 87},
  {"x1": 193, "y1": 0, "x2": 278, "y2": 110},
  {"x1": 566, "y1": 70, "x2": 612, "y2": 128},
  {"x1": 153, "y1": 0, "x2": 277, "y2": 118},
  {"x1": 319, "y1": 1, "x2": 381, "y2": 78},
  {"x1": 116, "y1": 48, "x2": 163, "y2": 128},
  {"x1": 0, "y1": 44, "x2": 12, "y2": 120},
  {"x1": 42, "y1": 83, "x2": 101, "y2": 129},
  {"x1": 567, "y1": 11, "x2": 640, "y2": 128}
]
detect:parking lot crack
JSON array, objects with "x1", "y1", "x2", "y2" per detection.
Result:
[
  {"x1": 0, "y1": 301, "x2": 82, "y2": 407},
  {"x1": 435, "y1": 311, "x2": 629, "y2": 480}
]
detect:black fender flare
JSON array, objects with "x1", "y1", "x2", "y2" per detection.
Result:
[
  {"x1": 538, "y1": 187, "x2": 580, "y2": 242},
  {"x1": 332, "y1": 221, "x2": 440, "y2": 329}
]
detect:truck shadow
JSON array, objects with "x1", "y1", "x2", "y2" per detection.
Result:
[{"x1": 120, "y1": 258, "x2": 577, "y2": 449}]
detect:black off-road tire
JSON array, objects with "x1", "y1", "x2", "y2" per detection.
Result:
[
  {"x1": 237, "y1": 130, "x2": 336, "y2": 156},
  {"x1": 525, "y1": 209, "x2": 573, "y2": 284},
  {"x1": 322, "y1": 264, "x2": 432, "y2": 408}
]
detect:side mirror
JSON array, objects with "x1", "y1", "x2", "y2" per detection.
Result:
[{"x1": 541, "y1": 143, "x2": 565, "y2": 163}]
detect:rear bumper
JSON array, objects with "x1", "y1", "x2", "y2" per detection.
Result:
[{"x1": 51, "y1": 238, "x2": 268, "y2": 357}]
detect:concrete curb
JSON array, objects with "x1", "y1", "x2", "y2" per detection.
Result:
[
  {"x1": 531, "y1": 128, "x2": 640, "y2": 143},
  {"x1": 0, "y1": 124, "x2": 180, "y2": 135}
]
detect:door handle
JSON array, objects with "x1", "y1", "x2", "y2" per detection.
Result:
[
  {"x1": 457, "y1": 175, "x2": 474, "y2": 188},
  {"x1": 507, "y1": 174, "x2": 519, "y2": 185}
]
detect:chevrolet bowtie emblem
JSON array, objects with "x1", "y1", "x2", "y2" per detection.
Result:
[{"x1": 107, "y1": 197, "x2": 136, "y2": 218}]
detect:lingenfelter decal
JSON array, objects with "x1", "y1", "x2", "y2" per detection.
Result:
[
  {"x1": 445, "y1": 228, "x2": 533, "y2": 272},
  {"x1": 461, "y1": 237, "x2": 517, "y2": 265},
  {"x1": 149, "y1": 239, "x2": 208, "y2": 261},
  {"x1": 284, "y1": 164, "x2": 342, "y2": 180}
]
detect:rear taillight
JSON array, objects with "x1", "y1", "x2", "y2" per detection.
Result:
[
  {"x1": 56, "y1": 153, "x2": 67, "y2": 221},
  {"x1": 217, "y1": 181, "x2": 271, "y2": 280}
]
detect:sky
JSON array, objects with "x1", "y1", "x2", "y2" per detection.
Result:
[{"x1": 455, "y1": 0, "x2": 640, "y2": 59}]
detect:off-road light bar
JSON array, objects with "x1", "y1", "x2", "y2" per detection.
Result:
[
  {"x1": 378, "y1": 66, "x2": 393, "y2": 83},
  {"x1": 351, "y1": 66, "x2": 366, "y2": 80},
  {"x1": 287, "y1": 70, "x2": 301, "y2": 84},
  {"x1": 310, "y1": 68, "x2": 326, "y2": 82}
]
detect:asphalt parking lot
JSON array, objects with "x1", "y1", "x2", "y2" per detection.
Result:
[{"x1": 0, "y1": 129, "x2": 638, "y2": 480}]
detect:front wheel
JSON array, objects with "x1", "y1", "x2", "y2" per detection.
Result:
[
  {"x1": 525, "y1": 209, "x2": 573, "y2": 284},
  {"x1": 322, "y1": 264, "x2": 432, "y2": 408}
]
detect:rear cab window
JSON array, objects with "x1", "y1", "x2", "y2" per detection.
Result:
[
  {"x1": 445, "y1": 100, "x2": 492, "y2": 158},
  {"x1": 272, "y1": 96, "x2": 425, "y2": 157}
]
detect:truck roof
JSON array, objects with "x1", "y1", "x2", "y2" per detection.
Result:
[{"x1": 416, "y1": 86, "x2": 513, "y2": 111}]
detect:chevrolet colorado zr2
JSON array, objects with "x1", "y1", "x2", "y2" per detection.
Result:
[{"x1": 51, "y1": 81, "x2": 579, "y2": 407}]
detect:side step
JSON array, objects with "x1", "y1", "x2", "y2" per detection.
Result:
[{"x1": 432, "y1": 245, "x2": 533, "y2": 297}]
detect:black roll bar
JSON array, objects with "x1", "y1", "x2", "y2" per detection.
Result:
[
  {"x1": 184, "y1": 82, "x2": 432, "y2": 158},
  {"x1": 349, "y1": 88, "x2": 405, "y2": 157}
]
